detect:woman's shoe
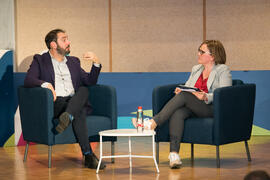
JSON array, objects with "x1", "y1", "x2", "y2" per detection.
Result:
[
  {"x1": 168, "y1": 152, "x2": 182, "y2": 169},
  {"x1": 144, "y1": 119, "x2": 157, "y2": 130},
  {"x1": 132, "y1": 118, "x2": 157, "y2": 130},
  {"x1": 144, "y1": 118, "x2": 152, "y2": 130}
]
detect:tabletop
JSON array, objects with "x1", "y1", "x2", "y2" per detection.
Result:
[{"x1": 99, "y1": 129, "x2": 156, "y2": 137}]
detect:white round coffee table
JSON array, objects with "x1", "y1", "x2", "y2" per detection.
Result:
[{"x1": 96, "y1": 129, "x2": 159, "y2": 173}]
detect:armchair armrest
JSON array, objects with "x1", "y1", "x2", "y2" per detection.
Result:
[
  {"x1": 87, "y1": 84, "x2": 117, "y2": 129},
  {"x1": 213, "y1": 84, "x2": 256, "y2": 145},
  {"x1": 18, "y1": 86, "x2": 55, "y2": 145},
  {"x1": 152, "y1": 84, "x2": 178, "y2": 116}
]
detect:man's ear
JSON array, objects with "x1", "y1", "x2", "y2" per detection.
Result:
[{"x1": 50, "y1": 41, "x2": 57, "y2": 49}]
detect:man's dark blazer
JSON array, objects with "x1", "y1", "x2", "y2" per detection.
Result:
[
  {"x1": 24, "y1": 52, "x2": 101, "y2": 90},
  {"x1": 24, "y1": 52, "x2": 101, "y2": 114}
]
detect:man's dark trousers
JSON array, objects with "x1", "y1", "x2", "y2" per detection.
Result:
[{"x1": 53, "y1": 86, "x2": 91, "y2": 154}]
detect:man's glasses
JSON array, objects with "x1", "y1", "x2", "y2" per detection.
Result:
[{"x1": 198, "y1": 49, "x2": 211, "y2": 55}]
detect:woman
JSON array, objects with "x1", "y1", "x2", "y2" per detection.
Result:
[{"x1": 148, "y1": 40, "x2": 232, "y2": 168}]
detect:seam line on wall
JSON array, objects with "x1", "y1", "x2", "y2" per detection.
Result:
[
  {"x1": 108, "y1": 0, "x2": 112, "y2": 72},
  {"x1": 203, "y1": 0, "x2": 206, "y2": 41}
]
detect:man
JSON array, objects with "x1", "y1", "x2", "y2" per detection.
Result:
[{"x1": 24, "y1": 28, "x2": 106, "y2": 169}]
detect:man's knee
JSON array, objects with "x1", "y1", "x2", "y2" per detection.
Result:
[{"x1": 77, "y1": 86, "x2": 89, "y2": 97}]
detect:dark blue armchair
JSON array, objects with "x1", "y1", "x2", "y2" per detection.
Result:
[
  {"x1": 18, "y1": 84, "x2": 117, "y2": 168},
  {"x1": 152, "y1": 80, "x2": 256, "y2": 167}
]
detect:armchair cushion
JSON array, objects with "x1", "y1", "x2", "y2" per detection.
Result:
[
  {"x1": 182, "y1": 118, "x2": 214, "y2": 144},
  {"x1": 88, "y1": 85, "x2": 117, "y2": 129},
  {"x1": 86, "y1": 115, "x2": 113, "y2": 136}
]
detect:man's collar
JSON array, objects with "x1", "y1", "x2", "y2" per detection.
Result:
[{"x1": 49, "y1": 51, "x2": 67, "y2": 63}]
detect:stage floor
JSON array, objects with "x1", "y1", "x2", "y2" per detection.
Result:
[{"x1": 0, "y1": 136, "x2": 270, "y2": 180}]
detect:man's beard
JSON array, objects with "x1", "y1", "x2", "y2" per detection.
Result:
[{"x1": 56, "y1": 44, "x2": 70, "y2": 56}]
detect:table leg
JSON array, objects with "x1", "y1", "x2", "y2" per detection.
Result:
[
  {"x1": 152, "y1": 135, "x2": 160, "y2": 173},
  {"x1": 96, "y1": 135, "x2": 103, "y2": 174},
  {"x1": 129, "y1": 136, "x2": 132, "y2": 172}
]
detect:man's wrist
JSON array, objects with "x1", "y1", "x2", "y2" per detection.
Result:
[{"x1": 93, "y1": 63, "x2": 101, "y2": 67}]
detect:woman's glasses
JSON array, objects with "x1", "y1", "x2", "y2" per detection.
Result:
[{"x1": 198, "y1": 49, "x2": 211, "y2": 55}]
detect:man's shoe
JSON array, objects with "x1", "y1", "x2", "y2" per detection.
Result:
[
  {"x1": 55, "y1": 112, "x2": 72, "y2": 133},
  {"x1": 85, "y1": 153, "x2": 106, "y2": 169},
  {"x1": 168, "y1": 152, "x2": 182, "y2": 169}
]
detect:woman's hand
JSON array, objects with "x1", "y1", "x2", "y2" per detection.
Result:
[
  {"x1": 174, "y1": 87, "x2": 182, "y2": 95},
  {"x1": 192, "y1": 91, "x2": 208, "y2": 101}
]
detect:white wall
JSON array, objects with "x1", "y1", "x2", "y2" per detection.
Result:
[
  {"x1": 11, "y1": 0, "x2": 270, "y2": 72},
  {"x1": 0, "y1": 0, "x2": 15, "y2": 50}
]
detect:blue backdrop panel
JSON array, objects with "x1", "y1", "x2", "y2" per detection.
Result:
[
  {"x1": 98, "y1": 71, "x2": 270, "y2": 130},
  {"x1": 98, "y1": 72, "x2": 190, "y2": 116},
  {"x1": 0, "y1": 50, "x2": 14, "y2": 146},
  {"x1": 232, "y1": 71, "x2": 270, "y2": 130},
  {"x1": 12, "y1": 70, "x2": 270, "y2": 136}
]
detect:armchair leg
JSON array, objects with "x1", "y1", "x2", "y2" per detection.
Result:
[
  {"x1": 244, "y1": 141, "x2": 252, "y2": 162},
  {"x1": 111, "y1": 141, "x2": 115, "y2": 163},
  {"x1": 216, "y1": 145, "x2": 220, "y2": 168},
  {"x1": 191, "y1": 143, "x2": 194, "y2": 161},
  {"x1": 48, "y1": 146, "x2": 52, "y2": 168},
  {"x1": 24, "y1": 142, "x2": 29, "y2": 162},
  {"x1": 156, "y1": 142, "x2": 159, "y2": 164}
]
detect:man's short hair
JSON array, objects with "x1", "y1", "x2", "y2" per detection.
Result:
[{"x1": 45, "y1": 29, "x2": 65, "y2": 49}]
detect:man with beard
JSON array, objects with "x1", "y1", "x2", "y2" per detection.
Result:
[{"x1": 24, "y1": 29, "x2": 106, "y2": 169}]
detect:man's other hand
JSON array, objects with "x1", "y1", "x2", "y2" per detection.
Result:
[{"x1": 83, "y1": 52, "x2": 100, "y2": 64}]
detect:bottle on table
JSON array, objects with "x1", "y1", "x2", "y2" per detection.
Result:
[{"x1": 136, "y1": 106, "x2": 144, "y2": 132}]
